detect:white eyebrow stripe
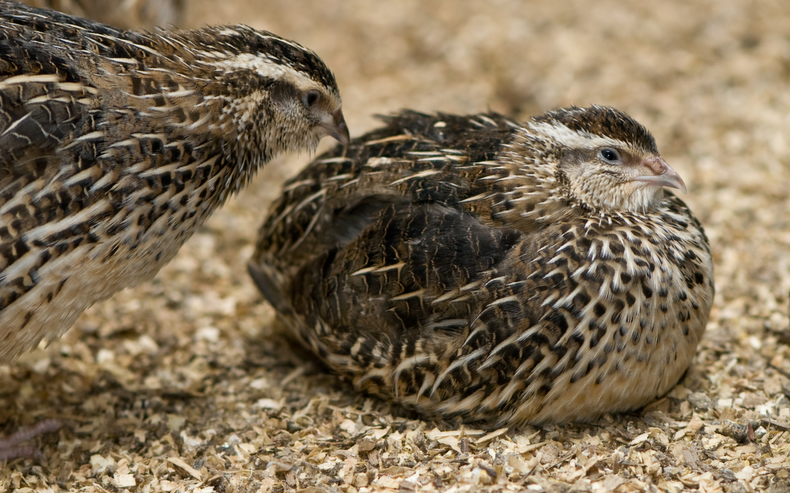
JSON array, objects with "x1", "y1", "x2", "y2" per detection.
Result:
[
  {"x1": 210, "y1": 53, "x2": 320, "y2": 91},
  {"x1": 527, "y1": 122, "x2": 627, "y2": 150}
]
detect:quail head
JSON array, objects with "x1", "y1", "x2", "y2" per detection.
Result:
[
  {"x1": 0, "y1": 2, "x2": 348, "y2": 363},
  {"x1": 249, "y1": 106, "x2": 714, "y2": 426}
]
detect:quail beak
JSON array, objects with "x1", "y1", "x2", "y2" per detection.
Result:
[
  {"x1": 321, "y1": 109, "x2": 350, "y2": 148},
  {"x1": 632, "y1": 156, "x2": 688, "y2": 194}
]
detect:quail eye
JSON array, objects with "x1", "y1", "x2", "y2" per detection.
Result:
[
  {"x1": 598, "y1": 148, "x2": 621, "y2": 164},
  {"x1": 301, "y1": 90, "x2": 320, "y2": 109}
]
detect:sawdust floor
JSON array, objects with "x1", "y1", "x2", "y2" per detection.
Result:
[{"x1": 3, "y1": 0, "x2": 790, "y2": 492}]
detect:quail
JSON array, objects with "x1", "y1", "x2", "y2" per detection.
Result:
[
  {"x1": 249, "y1": 106, "x2": 714, "y2": 426},
  {"x1": 0, "y1": 1, "x2": 349, "y2": 364}
]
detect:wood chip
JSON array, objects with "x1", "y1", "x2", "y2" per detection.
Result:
[
  {"x1": 475, "y1": 427, "x2": 509, "y2": 445},
  {"x1": 167, "y1": 457, "x2": 202, "y2": 480}
]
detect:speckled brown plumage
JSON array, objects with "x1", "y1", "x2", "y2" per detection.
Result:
[
  {"x1": 0, "y1": 1, "x2": 348, "y2": 364},
  {"x1": 249, "y1": 107, "x2": 714, "y2": 426}
]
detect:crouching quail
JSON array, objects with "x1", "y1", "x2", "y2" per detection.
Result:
[
  {"x1": 249, "y1": 106, "x2": 714, "y2": 426},
  {"x1": 0, "y1": 1, "x2": 348, "y2": 364}
]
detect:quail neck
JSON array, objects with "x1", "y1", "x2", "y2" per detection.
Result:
[
  {"x1": 250, "y1": 107, "x2": 714, "y2": 426},
  {"x1": 0, "y1": 2, "x2": 348, "y2": 363}
]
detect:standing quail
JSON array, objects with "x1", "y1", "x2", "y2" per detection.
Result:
[
  {"x1": 0, "y1": 1, "x2": 349, "y2": 364},
  {"x1": 249, "y1": 107, "x2": 714, "y2": 426}
]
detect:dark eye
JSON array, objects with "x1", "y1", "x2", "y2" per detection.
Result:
[
  {"x1": 301, "y1": 90, "x2": 320, "y2": 108},
  {"x1": 598, "y1": 148, "x2": 621, "y2": 164}
]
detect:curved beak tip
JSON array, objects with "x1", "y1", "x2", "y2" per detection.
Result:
[
  {"x1": 336, "y1": 120, "x2": 350, "y2": 147},
  {"x1": 660, "y1": 163, "x2": 688, "y2": 194},
  {"x1": 325, "y1": 109, "x2": 350, "y2": 148},
  {"x1": 674, "y1": 178, "x2": 688, "y2": 194},
  {"x1": 635, "y1": 157, "x2": 688, "y2": 194}
]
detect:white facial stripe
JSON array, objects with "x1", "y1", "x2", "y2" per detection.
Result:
[
  {"x1": 211, "y1": 53, "x2": 322, "y2": 92},
  {"x1": 253, "y1": 31, "x2": 312, "y2": 54},
  {"x1": 216, "y1": 28, "x2": 241, "y2": 37},
  {"x1": 527, "y1": 121, "x2": 627, "y2": 151}
]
